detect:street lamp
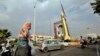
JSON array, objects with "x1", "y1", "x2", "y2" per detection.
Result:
[{"x1": 33, "y1": 1, "x2": 37, "y2": 45}]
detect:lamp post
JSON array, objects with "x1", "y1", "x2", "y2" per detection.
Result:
[
  {"x1": 49, "y1": 17, "x2": 52, "y2": 36},
  {"x1": 33, "y1": 1, "x2": 37, "y2": 45}
]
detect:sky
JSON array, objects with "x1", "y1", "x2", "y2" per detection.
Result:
[{"x1": 0, "y1": 0, "x2": 100, "y2": 38}]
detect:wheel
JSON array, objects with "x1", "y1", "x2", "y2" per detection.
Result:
[
  {"x1": 60, "y1": 45, "x2": 64, "y2": 50},
  {"x1": 39, "y1": 49, "x2": 43, "y2": 52},
  {"x1": 43, "y1": 47, "x2": 48, "y2": 52}
]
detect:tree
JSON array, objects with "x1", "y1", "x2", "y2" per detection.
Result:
[
  {"x1": 0, "y1": 29, "x2": 11, "y2": 43},
  {"x1": 91, "y1": 0, "x2": 100, "y2": 15},
  {"x1": 87, "y1": 36, "x2": 92, "y2": 39}
]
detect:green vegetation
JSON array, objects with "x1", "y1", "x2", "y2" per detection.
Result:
[
  {"x1": 0, "y1": 29, "x2": 11, "y2": 43},
  {"x1": 91, "y1": 0, "x2": 100, "y2": 15}
]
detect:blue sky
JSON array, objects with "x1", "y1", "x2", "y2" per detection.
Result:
[{"x1": 0, "y1": 0, "x2": 100, "y2": 38}]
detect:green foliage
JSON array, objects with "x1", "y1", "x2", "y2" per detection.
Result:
[
  {"x1": 87, "y1": 36, "x2": 92, "y2": 39},
  {"x1": 0, "y1": 29, "x2": 11, "y2": 43},
  {"x1": 91, "y1": 0, "x2": 100, "y2": 15}
]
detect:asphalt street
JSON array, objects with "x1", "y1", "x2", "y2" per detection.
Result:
[
  {"x1": 35, "y1": 45, "x2": 100, "y2": 56},
  {"x1": 0, "y1": 43, "x2": 100, "y2": 56}
]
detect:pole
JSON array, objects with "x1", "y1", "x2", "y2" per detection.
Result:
[
  {"x1": 49, "y1": 18, "x2": 52, "y2": 36},
  {"x1": 33, "y1": 1, "x2": 37, "y2": 45}
]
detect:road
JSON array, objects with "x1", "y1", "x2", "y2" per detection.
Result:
[
  {"x1": 35, "y1": 45, "x2": 100, "y2": 56},
  {"x1": 0, "y1": 43, "x2": 100, "y2": 56}
]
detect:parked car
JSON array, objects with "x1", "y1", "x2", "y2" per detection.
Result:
[
  {"x1": 39, "y1": 39, "x2": 65, "y2": 52},
  {"x1": 60, "y1": 42, "x2": 69, "y2": 47}
]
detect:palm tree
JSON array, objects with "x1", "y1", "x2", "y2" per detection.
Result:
[
  {"x1": 0, "y1": 29, "x2": 11, "y2": 43},
  {"x1": 91, "y1": 0, "x2": 100, "y2": 15}
]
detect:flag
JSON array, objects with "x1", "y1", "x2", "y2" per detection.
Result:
[{"x1": 19, "y1": 22, "x2": 31, "y2": 38}]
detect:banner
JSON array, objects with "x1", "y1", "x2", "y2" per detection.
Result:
[{"x1": 54, "y1": 20, "x2": 64, "y2": 40}]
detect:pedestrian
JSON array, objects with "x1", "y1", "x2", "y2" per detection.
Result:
[
  {"x1": 80, "y1": 36, "x2": 84, "y2": 45},
  {"x1": 80, "y1": 36, "x2": 86, "y2": 48},
  {"x1": 6, "y1": 39, "x2": 11, "y2": 52},
  {"x1": 14, "y1": 22, "x2": 35, "y2": 56},
  {"x1": 83, "y1": 38, "x2": 88, "y2": 47},
  {"x1": 1, "y1": 43, "x2": 11, "y2": 56},
  {"x1": 80, "y1": 36, "x2": 89, "y2": 48},
  {"x1": 14, "y1": 44, "x2": 32, "y2": 56}
]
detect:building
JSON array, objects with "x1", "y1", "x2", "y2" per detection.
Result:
[{"x1": 31, "y1": 35, "x2": 54, "y2": 43}]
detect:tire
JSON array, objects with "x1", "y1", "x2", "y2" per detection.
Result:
[
  {"x1": 43, "y1": 47, "x2": 48, "y2": 53},
  {"x1": 60, "y1": 45, "x2": 64, "y2": 50},
  {"x1": 39, "y1": 49, "x2": 43, "y2": 52}
]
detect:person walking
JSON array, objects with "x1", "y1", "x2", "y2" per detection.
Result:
[
  {"x1": 80, "y1": 36, "x2": 88, "y2": 48},
  {"x1": 14, "y1": 22, "x2": 35, "y2": 56},
  {"x1": 80, "y1": 36, "x2": 84, "y2": 45}
]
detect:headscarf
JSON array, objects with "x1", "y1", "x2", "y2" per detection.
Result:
[{"x1": 19, "y1": 22, "x2": 31, "y2": 39}]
